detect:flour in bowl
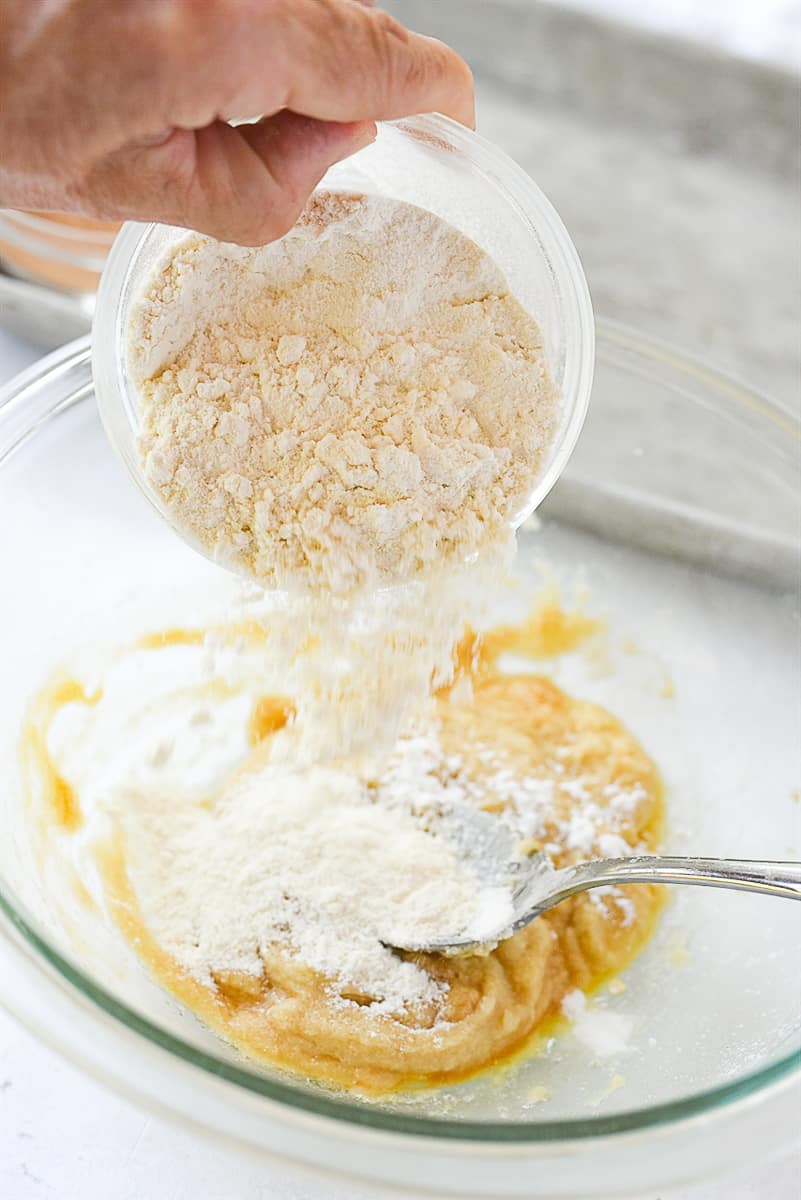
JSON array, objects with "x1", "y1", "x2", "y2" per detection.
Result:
[
  {"x1": 112, "y1": 752, "x2": 511, "y2": 1016},
  {"x1": 28, "y1": 604, "x2": 664, "y2": 1094},
  {"x1": 129, "y1": 192, "x2": 558, "y2": 597}
]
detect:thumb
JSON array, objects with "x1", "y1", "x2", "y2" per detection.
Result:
[{"x1": 78, "y1": 111, "x2": 376, "y2": 245}]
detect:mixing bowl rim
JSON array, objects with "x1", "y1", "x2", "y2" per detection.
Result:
[{"x1": 0, "y1": 324, "x2": 798, "y2": 1145}]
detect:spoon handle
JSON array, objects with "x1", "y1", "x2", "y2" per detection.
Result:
[{"x1": 562, "y1": 855, "x2": 801, "y2": 902}]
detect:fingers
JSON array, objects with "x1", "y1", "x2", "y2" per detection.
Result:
[
  {"x1": 166, "y1": 0, "x2": 474, "y2": 132},
  {"x1": 75, "y1": 112, "x2": 376, "y2": 246},
  {"x1": 196, "y1": 113, "x2": 377, "y2": 244},
  {"x1": 273, "y1": 1, "x2": 476, "y2": 127},
  {"x1": 21, "y1": 0, "x2": 473, "y2": 247}
]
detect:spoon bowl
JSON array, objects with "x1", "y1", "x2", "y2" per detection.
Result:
[{"x1": 393, "y1": 845, "x2": 801, "y2": 956}]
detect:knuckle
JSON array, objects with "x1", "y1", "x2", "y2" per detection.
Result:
[
  {"x1": 403, "y1": 40, "x2": 444, "y2": 92},
  {"x1": 372, "y1": 8, "x2": 410, "y2": 42},
  {"x1": 366, "y1": 11, "x2": 454, "y2": 111}
]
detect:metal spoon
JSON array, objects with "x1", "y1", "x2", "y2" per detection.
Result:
[{"x1": 390, "y1": 808, "x2": 801, "y2": 956}]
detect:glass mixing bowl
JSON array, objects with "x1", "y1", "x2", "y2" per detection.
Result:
[
  {"x1": 0, "y1": 321, "x2": 799, "y2": 1198},
  {"x1": 91, "y1": 114, "x2": 595, "y2": 560}
]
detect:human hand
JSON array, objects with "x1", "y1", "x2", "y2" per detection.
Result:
[{"x1": 0, "y1": 0, "x2": 474, "y2": 244}]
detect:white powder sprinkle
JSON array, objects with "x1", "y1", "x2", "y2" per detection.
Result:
[
  {"x1": 48, "y1": 631, "x2": 656, "y2": 1016},
  {"x1": 561, "y1": 989, "x2": 633, "y2": 1057},
  {"x1": 116, "y1": 761, "x2": 484, "y2": 1015}
]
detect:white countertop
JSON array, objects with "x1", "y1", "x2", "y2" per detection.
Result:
[{"x1": 1, "y1": 1007, "x2": 799, "y2": 1200}]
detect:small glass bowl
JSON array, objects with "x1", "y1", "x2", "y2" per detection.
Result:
[
  {"x1": 92, "y1": 114, "x2": 595, "y2": 564},
  {"x1": 0, "y1": 210, "x2": 119, "y2": 294}
]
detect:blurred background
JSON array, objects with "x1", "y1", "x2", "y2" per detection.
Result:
[
  {"x1": 385, "y1": 0, "x2": 800, "y2": 410},
  {"x1": 1, "y1": 0, "x2": 798, "y2": 412}
]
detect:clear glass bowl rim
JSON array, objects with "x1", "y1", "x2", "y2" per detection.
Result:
[{"x1": 0, "y1": 321, "x2": 798, "y2": 1146}]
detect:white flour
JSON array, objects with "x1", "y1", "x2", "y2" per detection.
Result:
[
  {"x1": 45, "y1": 631, "x2": 653, "y2": 1016},
  {"x1": 207, "y1": 559, "x2": 502, "y2": 766},
  {"x1": 127, "y1": 192, "x2": 558, "y2": 762},
  {"x1": 130, "y1": 192, "x2": 558, "y2": 597},
  {"x1": 115, "y1": 762, "x2": 478, "y2": 1014},
  {"x1": 561, "y1": 989, "x2": 633, "y2": 1057},
  {"x1": 105, "y1": 711, "x2": 520, "y2": 1015}
]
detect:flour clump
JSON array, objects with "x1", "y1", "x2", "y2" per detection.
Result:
[{"x1": 129, "y1": 192, "x2": 559, "y2": 598}]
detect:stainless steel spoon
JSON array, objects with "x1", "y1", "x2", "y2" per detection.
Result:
[{"x1": 390, "y1": 806, "x2": 801, "y2": 956}]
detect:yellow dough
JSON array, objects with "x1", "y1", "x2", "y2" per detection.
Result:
[{"x1": 24, "y1": 606, "x2": 663, "y2": 1097}]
